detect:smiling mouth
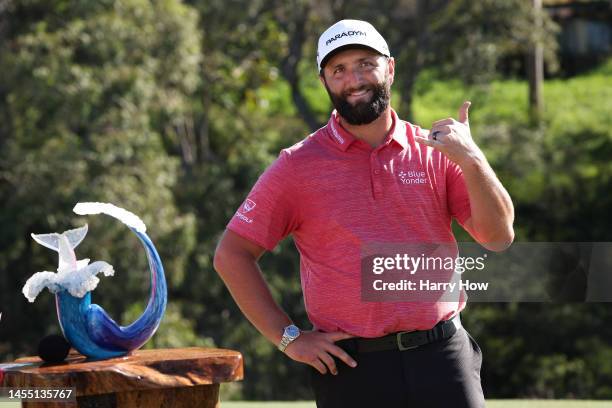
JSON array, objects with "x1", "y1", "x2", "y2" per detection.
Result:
[
  {"x1": 345, "y1": 88, "x2": 373, "y2": 104},
  {"x1": 347, "y1": 88, "x2": 370, "y2": 97}
]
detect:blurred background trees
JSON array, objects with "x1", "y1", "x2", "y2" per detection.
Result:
[{"x1": 1, "y1": 0, "x2": 611, "y2": 400}]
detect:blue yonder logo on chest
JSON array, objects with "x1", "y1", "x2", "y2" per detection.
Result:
[{"x1": 398, "y1": 170, "x2": 427, "y2": 185}]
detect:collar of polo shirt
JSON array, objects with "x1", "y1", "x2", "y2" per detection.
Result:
[{"x1": 325, "y1": 109, "x2": 408, "y2": 152}]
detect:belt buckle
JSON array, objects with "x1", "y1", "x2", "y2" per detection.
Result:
[{"x1": 396, "y1": 332, "x2": 418, "y2": 351}]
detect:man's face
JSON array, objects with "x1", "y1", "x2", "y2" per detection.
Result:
[{"x1": 320, "y1": 48, "x2": 394, "y2": 125}]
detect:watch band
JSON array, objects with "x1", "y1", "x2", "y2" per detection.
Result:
[
  {"x1": 278, "y1": 336, "x2": 292, "y2": 352},
  {"x1": 278, "y1": 324, "x2": 300, "y2": 352}
]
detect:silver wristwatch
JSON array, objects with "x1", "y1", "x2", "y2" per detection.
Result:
[{"x1": 278, "y1": 324, "x2": 301, "y2": 352}]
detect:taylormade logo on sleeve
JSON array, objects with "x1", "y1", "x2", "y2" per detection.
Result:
[
  {"x1": 243, "y1": 199, "x2": 256, "y2": 213},
  {"x1": 325, "y1": 30, "x2": 367, "y2": 46},
  {"x1": 236, "y1": 199, "x2": 256, "y2": 223}
]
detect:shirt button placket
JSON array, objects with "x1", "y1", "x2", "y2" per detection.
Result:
[{"x1": 371, "y1": 152, "x2": 383, "y2": 199}]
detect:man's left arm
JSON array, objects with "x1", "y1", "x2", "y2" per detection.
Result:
[{"x1": 415, "y1": 101, "x2": 515, "y2": 252}]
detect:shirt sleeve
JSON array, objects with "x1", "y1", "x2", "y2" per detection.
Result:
[
  {"x1": 446, "y1": 160, "x2": 471, "y2": 225},
  {"x1": 226, "y1": 150, "x2": 300, "y2": 251}
]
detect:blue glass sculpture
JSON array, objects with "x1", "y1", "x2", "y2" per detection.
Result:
[{"x1": 22, "y1": 203, "x2": 167, "y2": 360}]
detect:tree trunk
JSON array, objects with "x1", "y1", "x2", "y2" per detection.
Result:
[
  {"x1": 398, "y1": 0, "x2": 428, "y2": 122},
  {"x1": 279, "y1": 4, "x2": 321, "y2": 132},
  {"x1": 527, "y1": 0, "x2": 544, "y2": 125}
]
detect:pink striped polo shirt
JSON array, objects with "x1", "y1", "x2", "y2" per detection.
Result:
[{"x1": 227, "y1": 109, "x2": 471, "y2": 338}]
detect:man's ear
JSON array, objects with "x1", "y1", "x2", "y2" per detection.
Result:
[
  {"x1": 387, "y1": 57, "x2": 395, "y2": 85},
  {"x1": 319, "y1": 73, "x2": 326, "y2": 87}
]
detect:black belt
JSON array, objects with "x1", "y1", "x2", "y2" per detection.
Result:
[{"x1": 353, "y1": 315, "x2": 462, "y2": 353}]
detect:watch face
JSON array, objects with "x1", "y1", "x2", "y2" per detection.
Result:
[{"x1": 286, "y1": 325, "x2": 299, "y2": 338}]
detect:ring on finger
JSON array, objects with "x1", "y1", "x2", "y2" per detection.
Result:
[{"x1": 432, "y1": 130, "x2": 441, "y2": 141}]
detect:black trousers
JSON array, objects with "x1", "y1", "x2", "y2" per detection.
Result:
[{"x1": 310, "y1": 328, "x2": 485, "y2": 408}]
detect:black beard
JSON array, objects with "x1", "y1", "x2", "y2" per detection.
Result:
[{"x1": 325, "y1": 75, "x2": 391, "y2": 125}]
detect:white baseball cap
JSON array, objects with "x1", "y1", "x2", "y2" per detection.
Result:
[{"x1": 317, "y1": 19, "x2": 390, "y2": 71}]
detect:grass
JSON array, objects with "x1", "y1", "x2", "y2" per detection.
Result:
[
  {"x1": 412, "y1": 68, "x2": 612, "y2": 132},
  {"x1": 258, "y1": 57, "x2": 612, "y2": 145},
  {"x1": 5, "y1": 399, "x2": 610, "y2": 407},
  {"x1": 219, "y1": 402, "x2": 612, "y2": 408}
]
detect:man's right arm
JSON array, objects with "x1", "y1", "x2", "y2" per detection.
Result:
[{"x1": 213, "y1": 229, "x2": 357, "y2": 375}]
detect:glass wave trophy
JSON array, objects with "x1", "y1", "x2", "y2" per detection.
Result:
[{"x1": 22, "y1": 202, "x2": 167, "y2": 360}]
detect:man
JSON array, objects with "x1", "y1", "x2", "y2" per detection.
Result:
[{"x1": 214, "y1": 19, "x2": 514, "y2": 407}]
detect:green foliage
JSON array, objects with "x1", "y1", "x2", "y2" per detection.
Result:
[
  {"x1": 416, "y1": 68, "x2": 612, "y2": 398},
  {"x1": 413, "y1": 67, "x2": 612, "y2": 241},
  {"x1": 122, "y1": 302, "x2": 214, "y2": 350},
  {"x1": 0, "y1": 0, "x2": 199, "y2": 357},
  {"x1": 432, "y1": 0, "x2": 560, "y2": 83},
  {"x1": 0, "y1": 0, "x2": 611, "y2": 401}
]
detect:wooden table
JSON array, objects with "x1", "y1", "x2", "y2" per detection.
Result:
[{"x1": 0, "y1": 347, "x2": 243, "y2": 407}]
